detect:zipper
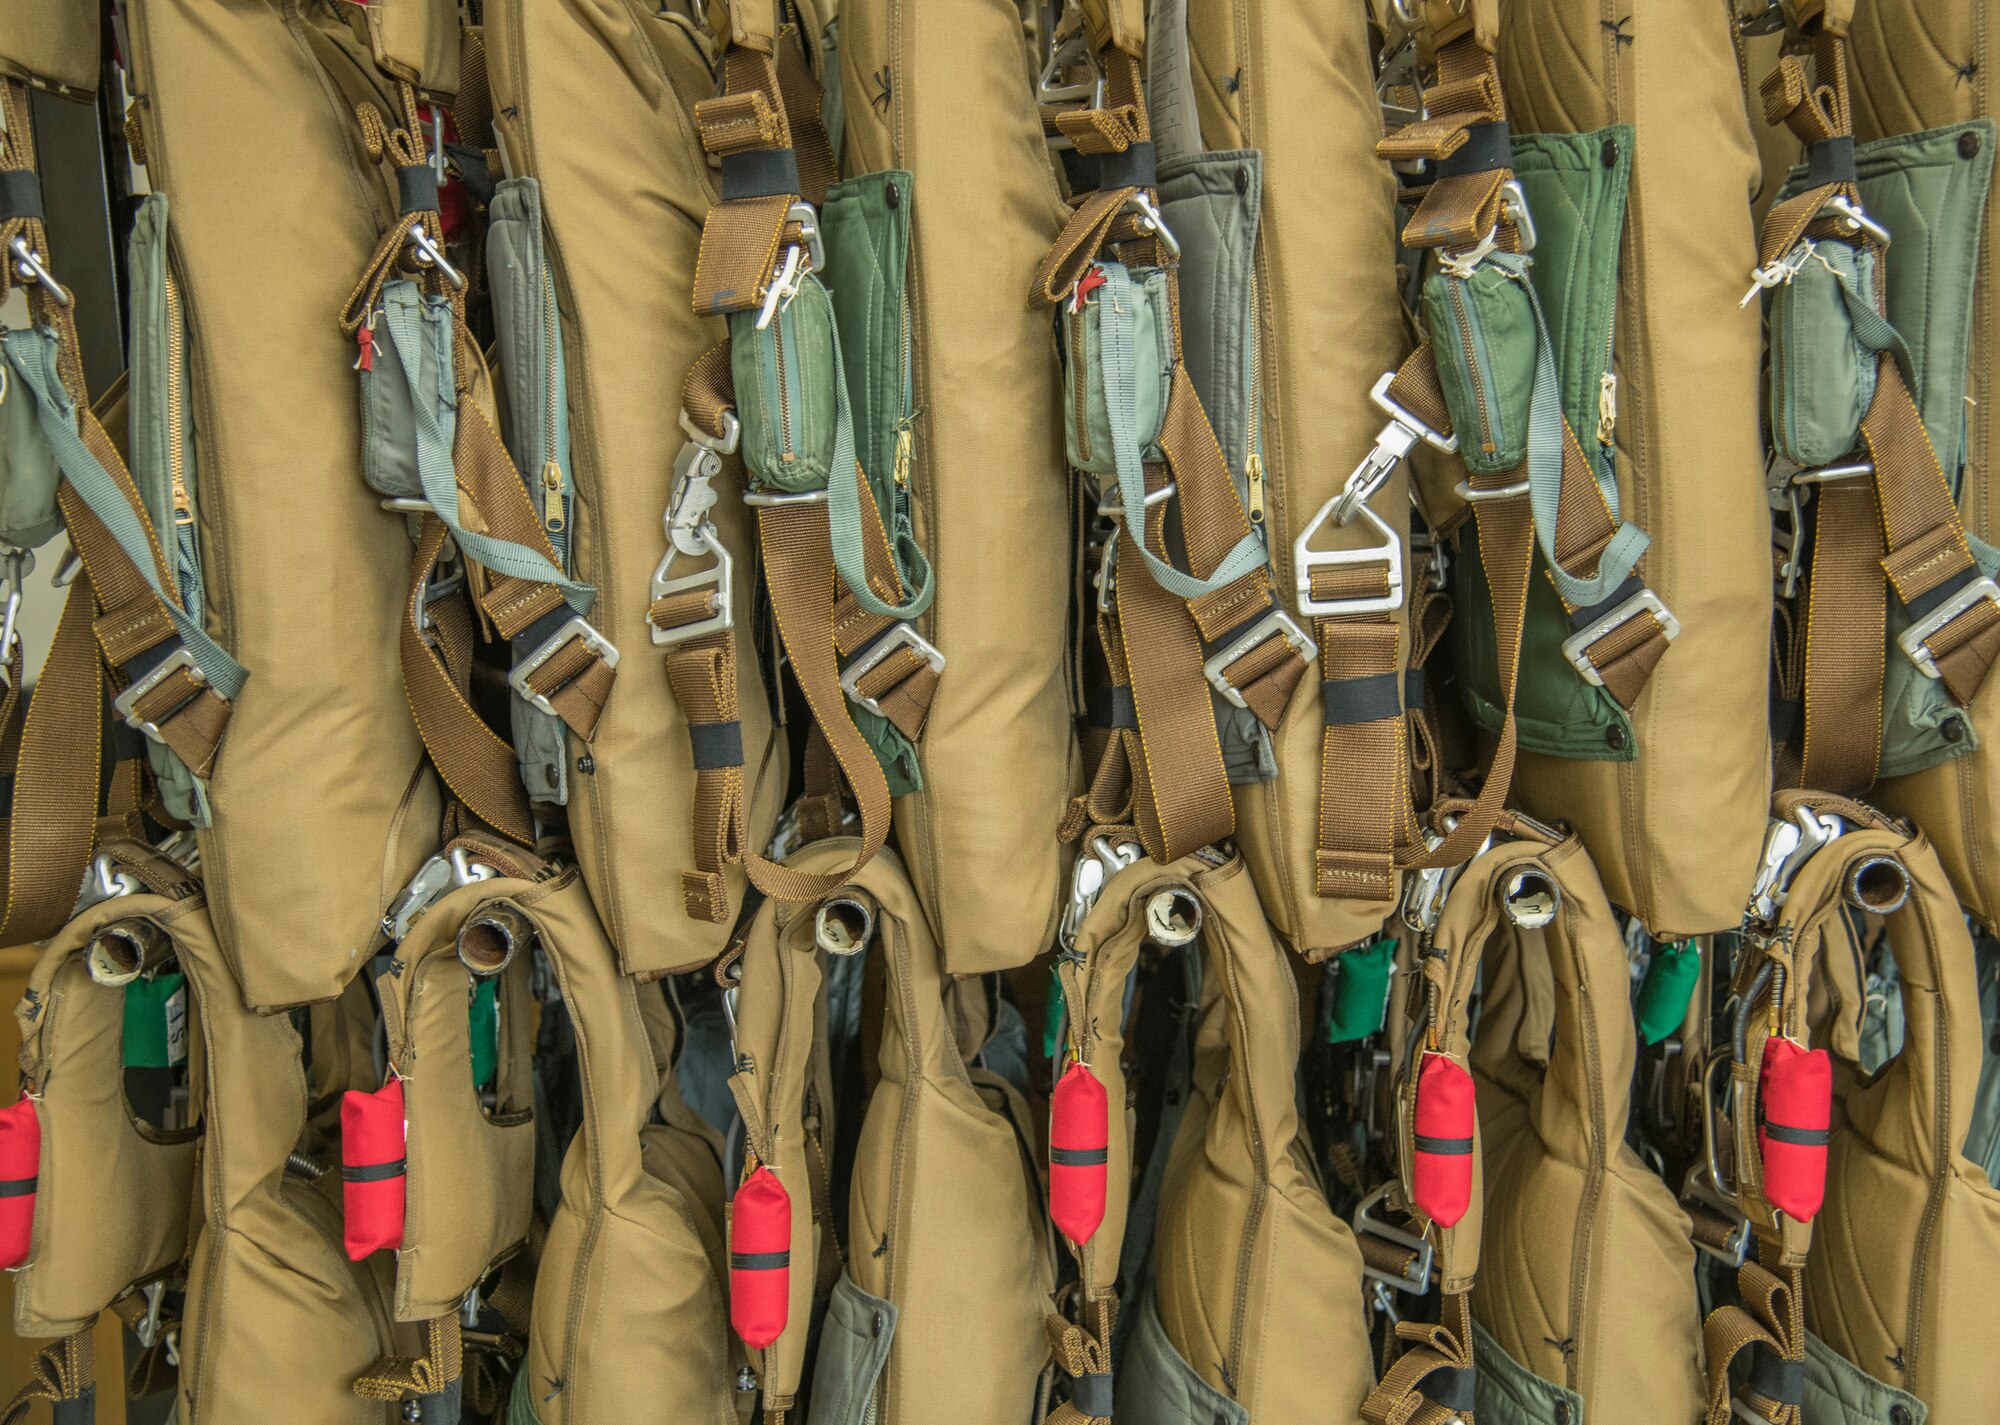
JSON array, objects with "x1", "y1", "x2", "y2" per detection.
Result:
[
  {"x1": 1222, "y1": 928, "x2": 1289, "y2": 1390},
  {"x1": 538, "y1": 264, "x2": 567, "y2": 542},
  {"x1": 1071, "y1": 305, "x2": 1092, "y2": 467},
  {"x1": 1565, "y1": 917, "x2": 1609, "y2": 1395},
  {"x1": 893, "y1": 278, "x2": 915, "y2": 494},
  {"x1": 163, "y1": 267, "x2": 192, "y2": 533},
  {"x1": 773, "y1": 307, "x2": 796, "y2": 466},
  {"x1": 1245, "y1": 270, "x2": 1265, "y2": 526},
  {"x1": 1445, "y1": 277, "x2": 1497, "y2": 458},
  {"x1": 1903, "y1": 937, "x2": 1955, "y2": 1394}
]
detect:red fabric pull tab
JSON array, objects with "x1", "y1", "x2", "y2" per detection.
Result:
[
  {"x1": 354, "y1": 322, "x2": 374, "y2": 372},
  {"x1": 1411, "y1": 1051, "x2": 1475, "y2": 1228},
  {"x1": 1049, "y1": 1061, "x2": 1109, "y2": 1244},
  {"x1": 1758, "y1": 1038, "x2": 1832, "y2": 1221},
  {"x1": 730, "y1": 1164, "x2": 792, "y2": 1350},
  {"x1": 1071, "y1": 264, "x2": 1109, "y2": 313},
  {"x1": 0, "y1": 1098, "x2": 41, "y2": 1269},
  {"x1": 340, "y1": 1076, "x2": 406, "y2": 1260}
]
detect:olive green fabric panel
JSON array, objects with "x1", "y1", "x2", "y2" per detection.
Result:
[
  {"x1": 1116, "y1": 1289, "x2": 1250, "y2": 1425},
  {"x1": 1472, "y1": 1319, "x2": 1586, "y2": 1425},
  {"x1": 1447, "y1": 127, "x2": 1635, "y2": 760},
  {"x1": 1802, "y1": 1331, "x2": 1927, "y2": 1425},
  {"x1": 730, "y1": 277, "x2": 840, "y2": 495},
  {"x1": 803, "y1": 1274, "x2": 898, "y2": 1425}
]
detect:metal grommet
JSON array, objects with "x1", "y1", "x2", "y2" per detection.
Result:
[
  {"x1": 1502, "y1": 868, "x2": 1561, "y2": 929},
  {"x1": 1959, "y1": 130, "x2": 1982, "y2": 160},
  {"x1": 1844, "y1": 854, "x2": 1911, "y2": 915},
  {"x1": 1144, "y1": 888, "x2": 1203, "y2": 947},
  {"x1": 457, "y1": 903, "x2": 535, "y2": 975},
  {"x1": 735, "y1": 1367, "x2": 758, "y2": 1393},
  {"x1": 815, "y1": 894, "x2": 875, "y2": 956}
]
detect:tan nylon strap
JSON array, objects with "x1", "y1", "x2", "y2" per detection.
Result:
[
  {"x1": 1797, "y1": 477, "x2": 1884, "y2": 793},
  {"x1": 401, "y1": 514, "x2": 535, "y2": 844},
  {"x1": 1041, "y1": 1297, "x2": 1117, "y2": 1425},
  {"x1": 353, "y1": 1314, "x2": 465, "y2": 1403},
  {"x1": 657, "y1": 620, "x2": 746, "y2": 923},
  {"x1": 1702, "y1": 1261, "x2": 1806, "y2": 1425},
  {"x1": 828, "y1": 463, "x2": 939, "y2": 742},
  {"x1": 1361, "y1": 1290, "x2": 1477, "y2": 1425},
  {"x1": 0, "y1": 1330, "x2": 92, "y2": 1425},
  {"x1": 744, "y1": 498, "x2": 892, "y2": 903}
]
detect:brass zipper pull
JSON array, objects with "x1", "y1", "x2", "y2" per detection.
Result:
[
  {"x1": 1597, "y1": 371, "x2": 1617, "y2": 448},
  {"x1": 1245, "y1": 450, "x2": 1266, "y2": 526},
  {"x1": 540, "y1": 461, "x2": 565, "y2": 533}
]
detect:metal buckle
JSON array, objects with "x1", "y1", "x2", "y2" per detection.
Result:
[
  {"x1": 755, "y1": 202, "x2": 825, "y2": 331},
  {"x1": 1122, "y1": 191, "x2": 1181, "y2": 262},
  {"x1": 73, "y1": 852, "x2": 143, "y2": 917},
  {"x1": 839, "y1": 622, "x2": 945, "y2": 718},
  {"x1": 113, "y1": 646, "x2": 206, "y2": 743},
  {"x1": 1202, "y1": 608, "x2": 1317, "y2": 708},
  {"x1": 1059, "y1": 834, "x2": 1145, "y2": 951},
  {"x1": 1037, "y1": 30, "x2": 1105, "y2": 108},
  {"x1": 1559, "y1": 587, "x2": 1680, "y2": 688},
  {"x1": 1737, "y1": 0, "x2": 1785, "y2": 35},
  {"x1": 1680, "y1": 1051, "x2": 1754, "y2": 1268},
  {"x1": 680, "y1": 406, "x2": 741, "y2": 457},
  {"x1": 0, "y1": 545, "x2": 32, "y2": 668},
  {"x1": 1789, "y1": 459, "x2": 1873, "y2": 486},
  {"x1": 1747, "y1": 804, "x2": 1846, "y2": 923},
  {"x1": 407, "y1": 222, "x2": 466, "y2": 290},
  {"x1": 1295, "y1": 500, "x2": 1405, "y2": 617},
  {"x1": 508, "y1": 615, "x2": 619, "y2": 716},
  {"x1": 1353, "y1": 1183, "x2": 1434, "y2": 1296},
  {"x1": 7, "y1": 233, "x2": 68, "y2": 305},
  {"x1": 381, "y1": 846, "x2": 498, "y2": 943},
  {"x1": 1435, "y1": 181, "x2": 1535, "y2": 280},
  {"x1": 1332, "y1": 374, "x2": 1460, "y2": 526},
  {"x1": 650, "y1": 439, "x2": 734, "y2": 647},
  {"x1": 1824, "y1": 193, "x2": 1891, "y2": 248},
  {"x1": 742, "y1": 485, "x2": 829, "y2": 508},
  {"x1": 1898, "y1": 574, "x2": 2000, "y2": 680}
]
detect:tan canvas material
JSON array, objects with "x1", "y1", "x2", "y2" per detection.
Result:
[
  {"x1": 814, "y1": 850, "x2": 1053, "y2": 1425},
  {"x1": 1464, "y1": 830, "x2": 1705, "y2": 1424},
  {"x1": 1492, "y1": 0, "x2": 1772, "y2": 938},
  {"x1": 1858, "y1": 2, "x2": 2000, "y2": 931},
  {"x1": 174, "y1": 902, "x2": 407, "y2": 1424},
  {"x1": 509, "y1": 869, "x2": 736, "y2": 1425},
  {"x1": 9, "y1": 844, "x2": 202, "y2": 1342},
  {"x1": 824, "y1": 0, "x2": 1078, "y2": 975},
  {"x1": 0, "y1": 0, "x2": 98, "y2": 94},
  {"x1": 1177, "y1": 0, "x2": 1421, "y2": 959},
  {"x1": 125, "y1": 0, "x2": 442, "y2": 1009},
  {"x1": 360, "y1": 0, "x2": 462, "y2": 98},
  {"x1": 1124, "y1": 852, "x2": 1376, "y2": 1425},
  {"x1": 1804, "y1": 824, "x2": 2000, "y2": 1424},
  {"x1": 484, "y1": 0, "x2": 786, "y2": 977}
]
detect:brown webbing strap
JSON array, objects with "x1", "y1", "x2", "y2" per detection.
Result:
[
  {"x1": 354, "y1": 1313, "x2": 465, "y2": 1404},
  {"x1": 829, "y1": 465, "x2": 940, "y2": 742},
  {"x1": 110, "y1": 1287, "x2": 180, "y2": 1401},
  {"x1": 1042, "y1": 1296, "x2": 1116, "y2": 1425},
  {"x1": 1702, "y1": 1258, "x2": 1807, "y2": 1425},
  {"x1": 1762, "y1": 28, "x2": 2000, "y2": 790},
  {"x1": 0, "y1": 1329, "x2": 92, "y2": 1425},
  {"x1": 1361, "y1": 1289, "x2": 1478, "y2": 1425},
  {"x1": 402, "y1": 515, "x2": 535, "y2": 843},
  {"x1": 0, "y1": 576, "x2": 104, "y2": 945}
]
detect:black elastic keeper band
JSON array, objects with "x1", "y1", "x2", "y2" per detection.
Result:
[
  {"x1": 412, "y1": 1377, "x2": 462, "y2": 1425},
  {"x1": 396, "y1": 163, "x2": 441, "y2": 216},
  {"x1": 1087, "y1": 684, "x2": 1137, "y2": 730},
  {"x1": 1421, "y1": 1366, "x2": 1478, "y2": 1413},
  {"x1": 688, "y1": 720, "x2": 744, "y2": 771},
  {"x1": 1748, "y1": 1345, "x2": 1806, "y2": 1407},
  {"x1": 1901, "y1": 564, "x2": 1978, "y2": 620},
  {"x1": 1568, "y1": 574, "x2": 1647, "y2": 631},
  {"x1": 1049, "y1": 1146, "x2": 1109, "y2": 1167},
  {"x1": 342, "y1": 1158, "x2": 406, "y2": 1184},
  {"x1": 1097, "y1": 141, "x2": 1156, "y2": 192},
  {"x1": 1404, "y1": 667, "x2": 1426, "y2": 711},
  {"x1": 731, "y1": 1250, "x2": 790, "y2": 1270},
  {"x1": 720, "y1": 148, "x2": 802, "y2": 201},
  {"x1": 444, "y1": 142, "x2": 495, "y2": 209},
  {"x1": 1436, "y1": 121, "x2": 1513, "y2": 180},
  {"x1": 109, "y1": 715, "x2": 150, "y2": 764},
  {"x1": 1770, "y1": 696, "x2": 1802, "y2": 745},
  {"x1": 0, "y1": 170, "x2": 43, "y2": 224},
  {"x1": 1413, "y1": 1133, "x2": 1473, "y2": 1156},
  {"x1": 0, "y1": 1175, "x2": 37, "y2": 1198},
  {"x1": 1061, "y1": 149, "x2": 1101, "y2": 195},
  {"x1": 118, "y1": 638, "x2": 181, "y2": 688},
  {"x1": 50, "y1": 1386, "x2": 94, "y2": 1425},
  {"x1": 1070, "y1": 1371, "x2": 1114, "y2": 1419},
  {"x1": 1323, "y1": 673, "x2": 1402, "y2": 727},
  {"x1": 1807, "y1": 136, "x2": 1858, "y2": 189},
  {"x1": 1763, "y1": 1121, "x2": 1831, "y2": 1147}
]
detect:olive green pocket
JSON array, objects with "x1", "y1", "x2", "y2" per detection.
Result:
[
  {"x1": 1447, "y1": 128, "x2": 1636, "y2": 760},
  {"x1": 1063, "y1": 262, "x2": 1173, "y2": 477},
  {"x1": 361, "y1": 280, "x2": 453, "y2": 504},
  {"x1": 804, "y1": 1273, "x2": 898, "y2": 1425},
  {"x1": 1801, "y1": 1332, "x2": 1926, "y2": 1425},
  {"x1": 0, "y1": 363, "x2": 61, "y2": 551},
  {"x1": 124, "y1": 193, "x2": 209, "y2": 825},
  {"x1": 1768, "y1": 239, "x2": 1881, "y2": 469},
  {"x1": 1116, "y1": 1288, "x2": 1248, "y2": 1425},
  {"x1": 731, "y1": 274, "x2": 839, "y2": 494},
  {"x1": 1422, "y1": 258, "x2": 1537, "y2": 475},
  {"x1": 1471, "y1": 1320, "x2": 1586, "y2": 1425}
]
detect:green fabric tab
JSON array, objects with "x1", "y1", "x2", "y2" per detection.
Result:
[
  {"x1": 469, "y1": 974, "x2": 498, "y2": 1092},
  {"x1": 1448, "y1": 127, "x2": 1638, "y2": 760},
  {"x1": 1326, "y1": 938, "x2": 1396, "y2": 1044},
  {"x1": 123, "y1": 972, "x2": 188, "y2": 1069},
  {"x1": 1802, "y1": 1331, "x2": 1926, "y2": 1425},
  {"x1": 803, "y1": 1274, "x2": 898, "y2": 1425},
  {"x1": 1043, "y1": 965, "x2": 1068, "y2": 1062},
  {"x1": 1634, "y1": 940, "x2": 1700, "y2": 1047},
  {"x1": 1472, "y1": 1319, "x2": 1585, "y2": 1425}
]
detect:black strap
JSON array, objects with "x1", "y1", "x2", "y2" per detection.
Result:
[
  {"x1": 720, "y1": 148, "x2": 802, "y2": 202},
  {"x1": 1070, "y1": 1370, "x2": 1114, "y2": 1419},
  {"x1": 1436, "y1": 121, "x2": 1513, "y2": 180},
  {"x1": 1086, "y1": 684, "x2": 1137, "y2": 730},
  {"x1": 396, "y1": 163, "x2": 441, "y2": 217},
  {"x1": 1049, "y1": 1145, "x2": 1109, "y2": 1167},
  {"x1": 0, "y1": 170, "x2": 43, "y2": 224},
  {"x1": 49, "y1": 1384, "x2": 93, "y2": 1425},
  {"x1": 1097, "y1": 142, "x2": 1156, "y2": 192},
  {"x1": 1404, "y1": 667, "x2": 1426, "y2": 711},
  {"x1": 1413, "y1": 1133, "x2": 1473, "y2": 1156},
  {"x1": 1807, "y1": 136, "x2": 1858, "y2": 189},
  {"x1": 0, "y1": 1175, "x2": 36, "y2": 1198},
  {"x1": 1901, "y1": 563, "x2": 1980, "y2": 620},
  {"x1": 731, "y1": 1250, "x2": 790, "y2": 1271},
  {"x1": 408, "y1": 1374, "x2": 462, "y2": 1425},
  {"x1": 343, "y1": 1158, "x2": 407, "y2": 1183},
  {"x1": 443, "y1": 143, "x2": 495, "y2": 210},
  {"x1": 1323, "y1": 673, "x2": 1402, "y2": 726},
  {"x1": 1421, "y1": 1365, "x2": 1477, "y2": 1413},
  {"x1": 1748, "y1": 1344, "x2": 1805, "y2": 1408},
  {"x1": 1762, "y1": 1120, "x2": 1831, "y2": 1147},
  {"x1": 689, "y1": 720, "x2": 744, "y2": 771}
]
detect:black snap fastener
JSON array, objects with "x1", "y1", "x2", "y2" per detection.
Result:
[
  {"x1": 1601, "y1": 137, "x2": 1618, "y2": 167},
  {"x1": 1235, "y1": 166, "x2": 1249, "y2": 195},
  {"x1": 1943, "y1": 716, "x2": 1966, "y2": 743},
  {"x1": 1605, "y1": 724, "x2": 1628, "y2": 751},
  {"x1": 1960, "y1": 130, "x2": 1982, "y2": 159},
  {"x1": 577, "y1": 753, "x2": 596, "y2": 774},
  {"x1": 1891, "y1": 1404, "x2": 1915, "y2": 1425},
  {"x1": 1554, "y1": 1402, "x2": 1572, "y2": 1425},
  {"x1": 886, "y1": 183, "x2": 900, "y2": 209},
  {"x1": 872, "y1": 1312, "x2": 885, "y2": 1338}
]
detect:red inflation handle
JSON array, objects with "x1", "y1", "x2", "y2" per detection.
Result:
[
  {"x1": 731, "y1": 1163, "x2": 793, "y2": 1350},
  {"x1": 1050, "y1": 1060, "x2": 1109, "y2": 1246},
  {"x1": 0, "y1": 1097, "x2": 39, "y2": 1269},
  {"x1": 1411, "y1": 1051, "x2": 1475, "y2": 1229},
  {"x1": 341, "y1": 1075, "x2": 407, "y2": 1261},
  {"x1": 1758, "y1": 1037, "x2": 1832, "y2": 1222}
]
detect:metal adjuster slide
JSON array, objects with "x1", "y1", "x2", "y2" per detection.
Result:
[
  {"x1": 1560, "y1": 587, "x2": 1680, "y2": 687},
  {"x1": 839, "y1": 622, "x2": 945, "y2": 718},
  {"x1": 1899, "y1": 575, "x2": 2000, "y2": 680},
  {"x1": 1296, "y1": 501, "x2": 1405, "y2": 618},
  {"x1": 114, "y1": 647, "x2": 207, "y2": 743},
  {"x1": 1353, "y1": 1182, "x2": 1434, "y2": 1296},
  {"x1": 1202, "y1": 607, "x2": 1316, "y2": 708},
  {"x1": 508, "y1": 615, "x2": 619, "y2": 716}
]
